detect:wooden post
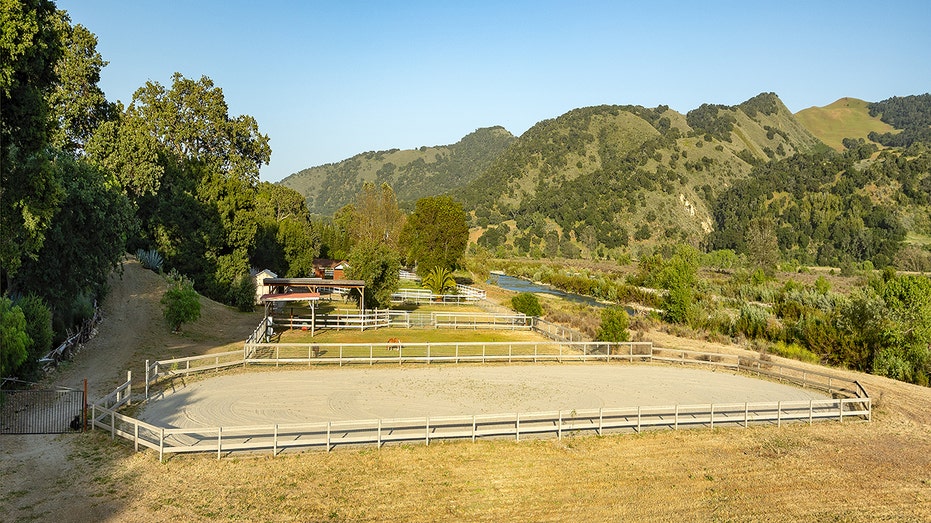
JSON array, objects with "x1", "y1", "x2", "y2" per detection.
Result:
[
  {"x1": 426, "y1": 417, "x2": 430, "y2": 446},
  {"x1": 126, "y1": 370, "x2": 132, "y2": 406},
  {"x1": 674, "y1": 405, "x2": 679, "y2": 430},
  {"x1": 558, "y1": 411, "x2": 562, "y2": 440},
  {"x1": 472, "y1": 415, "x2": 476, "y2": 442},
  {"x1": 145, "y1": 360, "x2": 150, "y2": 399},
  {"x1": 710, "y1": 404, "x2": 714, "y2": 430},
  {"x1": 598, "y1": 408, "x2": 603, "y2": 436},
  {"x1": 777, "y1": 402, "x2": 782, "y2": 427},
  {"x1": 516, "y1": 413, "x2": 520, "y2": 442},
  {"x1": 745, "y1": 403, "x2": 749, "y2": 428},
  {"x1": 377, "y1": 419, "x2": 382, "y2": 449},
  {"x1": 273, "y1": 424, "x2": 278, "y2": 457},
  {"x1": 637, "y1": 406, "x2": 641, "y2": 433},
  {"x1": 159, "y1": 428, "x2": 164, "y2": 463},
  {"x1": 809, "y1": 400, "x2": 813, "y2": 425},
  {"x1": 326, "y1": 421, "x2": 331, "y2": 451},
  {"x1": 134, "y1": 422, "x2": 139, "y2": 452},
  {"x1": 83, "y1": 378, "x2": 88, "y2": 433},
  {"x1": 217, "y1": 427, "x2": 222, "y2": 460}
]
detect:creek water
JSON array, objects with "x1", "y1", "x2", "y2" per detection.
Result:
[{"x1": 487, "y1": 273, "x2": 608, "y2": 308}]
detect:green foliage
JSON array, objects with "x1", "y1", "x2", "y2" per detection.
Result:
[
  {"x1": 349, "y1": 182, "x2": 405, "y2": 248},
  {"x1": 867, "y1": 94, "x2": 931, "y2": 147},
  {"x1": 47, "y1": 20, "x2": 116, "y2": 153},
  {"x1": 161, "y1": 272, "x2": 201, "y2": 332},
  {"x1": 703, "y1": 249, "x2": 737, "y2": 272},
  {"x1": 422, "y1": 267, "x2": 456, "y2": 295},
  {"x1": 229, "y1": 273, "x2": 257, "y2": 312},
  {"x1": 686, "y1": 104, "x2": 736, "y2": 141},
  {"x1": 511, "y1": 293, "x2": 543, "y2": 317},
  {"x1": 347, "y1": 241, "x2": 400, "y2": 310},
  {"x1": 735, "y1": 304, "x2": 772, "y2": 339},
  {"x1": 401, "y1": 195, "x2": 469, "y2": 273},
  {"x1": 769, "y1": 341, "x2": 820, "y2": 364},
  {"x1": 0, "y1": 0, "x2": 65, "y2": 282},
  {"x1": 0, "y1": 297, "x2": 31, "y2": 377},
  {"x1": 596, "y1": 306, "x2": 630, "y2": 342},
  {"x1": 252, "y1": 182, "x2": 320, "y2": 277},
  {"x1": 14, "y1": 154, "x2": 135, "y2": 315},
  {"x1": 11, "y1": 294, "x2": 53, "y2": 380},
  {"x1": 709, "y1": 149, "x2": 908, "y2": 268}
]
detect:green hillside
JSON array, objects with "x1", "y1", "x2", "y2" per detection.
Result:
[
  {"x1": 279, "y1": 126, "x2": 515, "y2": 215},
  {"x1": 462, "y1": 93, "x2": 826, "y2": 258},
  {"x1": 794, "y1": 97, "x2": 894, "y2": 150}
]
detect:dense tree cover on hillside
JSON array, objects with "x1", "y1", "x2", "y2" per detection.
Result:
[
  {"x1": 867, "y1": 93, "x2": 931, "y2": 147},
  {"x1": 462, "y1": 95, "x2": 824, "y2": 260},
  {"x1": 708, "y1": 144, "x2": 931, "y2": 269},
  {"x1": 282, "y1": 127, "x2": 514, "y2": 216}
]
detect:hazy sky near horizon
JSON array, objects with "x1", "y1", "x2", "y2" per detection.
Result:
[{"x1": 59, "y1": 0, "x2": 930, "y2": 182}]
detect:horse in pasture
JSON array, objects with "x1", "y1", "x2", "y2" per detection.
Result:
[{"x1": 387, "y1": 338, "x2": 402, "y2": 351}]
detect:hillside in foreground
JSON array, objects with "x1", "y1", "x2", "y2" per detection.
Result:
[
  {"x1": 794, "y1": 97, "x2": 895, "y2": 150},
  {"x1": 2, "y1": 260, "x2": 931, "y2": 521}
]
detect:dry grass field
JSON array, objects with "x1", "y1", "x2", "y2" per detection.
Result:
[{"x1": 2, "y1": 260, "x2": 930, "y2": 522}]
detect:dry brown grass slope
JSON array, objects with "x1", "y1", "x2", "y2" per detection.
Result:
[{"x1": 2, "y1": 260, "x2": 930, "y2": 522}]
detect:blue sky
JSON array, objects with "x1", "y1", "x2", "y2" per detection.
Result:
[{"x1": 58, "y1": 0, "x2": 930, "y2": 182}]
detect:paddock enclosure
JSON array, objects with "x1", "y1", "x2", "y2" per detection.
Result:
[
  {"x1": 138, "y1": 365, "x2": 829, "y2": 428},
  {"x1": 88, "y1": 314, "x2": 871, "y2": 460}
]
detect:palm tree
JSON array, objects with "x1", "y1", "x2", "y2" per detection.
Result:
[{"x1": 422, "y1": 267, "x2": 456, "y2": 296}]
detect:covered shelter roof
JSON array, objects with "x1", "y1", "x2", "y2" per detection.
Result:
[
  {"x1": 262, "y1": 277, "x2": 365, "y2": 290},
  {"x1": 259, "y1": 291, "x2": 321, "y2": 303}
]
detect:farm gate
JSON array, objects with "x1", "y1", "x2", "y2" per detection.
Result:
[{"x1": 0, "y1": 384, "x2": 86, "y2": 434}]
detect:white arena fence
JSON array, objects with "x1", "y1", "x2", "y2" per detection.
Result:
[
  {"x1": 92, "y1": 397, "x2": 870, "y2": 463},
  {"x1": 390, "y1": 284, "x2": 486, "y2": 305},
  {"x1": 106, "y1": 338, "x2": 872, "y2": 461},
  {"x1": 268, "y1": 311, "x2": 531, "y2": 332}
]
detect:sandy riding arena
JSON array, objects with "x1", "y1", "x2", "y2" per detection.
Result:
[{"x1": 139, "y1": 365, "x2": 827, "y2": 428}]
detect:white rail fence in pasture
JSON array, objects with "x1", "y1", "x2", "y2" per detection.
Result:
[{"x1": 95, "y1": 320, "x2": 871, "y2": 461}]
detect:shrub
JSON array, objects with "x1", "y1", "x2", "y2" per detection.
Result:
[
  {"x1": 13, "y1": 294, "x2": 53, "y2": 380},
  {"x1": 596, "y1": 306, "x2": 630, "y2": 342},
  {"x1": 162, "y1": 272, "x2": 201, "y2": 332},
  {"x1": 0, "y1": 297, "x2": 30, "y2": 377},
  {"x1": 735, "y1": 304, "x2": 771, "y2": 339},
  {"x1": 511, "y1": 293, "x2": 542, "y2": 317},
  {"x1": 136, "y1": 248, "x2": 164, "y2": 272},
  {"x1": 769, "y1": 341, "x2": 820, "y2": 364},
  {"x1": 229, "y1": 273, "x2": 256, "y2": 312}
]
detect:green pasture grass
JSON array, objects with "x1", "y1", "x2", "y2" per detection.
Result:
[
  {"x1": 794, "y1": 97, "x2": 894, "y2": 150},
  {"x1": 905, "y1": 231, "x2": 931, "y2": 246}
]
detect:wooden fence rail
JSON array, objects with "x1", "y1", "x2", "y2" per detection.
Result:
[{"x1": 91, "y1": 396, "x2": 870, "y2": 462}]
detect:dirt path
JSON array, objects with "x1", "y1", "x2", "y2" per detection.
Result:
[{"x1": 1, "y1": 259, "x2": 260, "y2": 522}]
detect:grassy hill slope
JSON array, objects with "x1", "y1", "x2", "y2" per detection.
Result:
[
  {"x1": 279, "y1": 126, "x2": 515, "y2": 215},
  {"x1": 463, "y1": 93, "x2": 826, "y2": 257},
  {"x1": 795, "y1": 97, "x2": 895, "y2": 150}
]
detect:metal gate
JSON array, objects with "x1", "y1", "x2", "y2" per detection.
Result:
[{"x1": 0, "y1": 386, "x2": 86, "y2": 434}]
